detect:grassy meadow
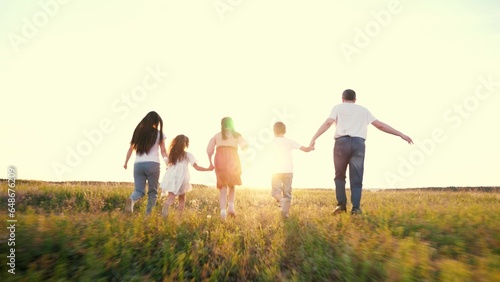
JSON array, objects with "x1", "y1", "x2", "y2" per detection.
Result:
[{"x1": 1, "y1": 181, "x2": 499, "y2": 281}]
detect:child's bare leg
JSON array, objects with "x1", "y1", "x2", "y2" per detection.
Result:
[
  {"x1": 162, "y1": 193, "x2": 175, "y2": 218},
  {"x1": 219, "y1": 186, "x2": 227, "y2": 218},
  {"x1": 178, "y1": 194, "x2": 186, "y2": 211},
  {"x1": 227, "y1": 186, "x2": 236, "y2": 216}
]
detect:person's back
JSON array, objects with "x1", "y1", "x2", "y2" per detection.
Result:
[
  {"x1": 208, "y1": 132, "x2": 245, "y2": 149},
  {"x1": 270, "y1": 122, "x2": 312, "y2": 218},
  {"x1": 206, "y1": 117, "x2": 249, "y2": 219},
  {"x1": 309, "y1": 89, "x2": 413, "y2": 215},
  {"x1": 123, "y1": 111, "x2": 168, "y2": 215},
  {"x1": 330, "y1": 102, "x2": 376, "y2": 140},
  {"x1": 134, "y1": 131, "x2": 165, "y2": 163},
  {"x1": 271, "y1": 136, "x2": 301, "y2": 174}
]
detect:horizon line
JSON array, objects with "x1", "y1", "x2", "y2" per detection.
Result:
[{"x1": 1, "y1": 178, "x2": 499, "y2": 190}]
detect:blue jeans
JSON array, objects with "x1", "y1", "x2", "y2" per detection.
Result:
[
  {"x1": 333, "y1": 136, "x2": 365, "y2": 210},
  {"x1": 131, "y1": 162, "x2": 160, "y2": 214},
  {"x1": 271, "y1": 173, "x2": 293, "y2": 201}
]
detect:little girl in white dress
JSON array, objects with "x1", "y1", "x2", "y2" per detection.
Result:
[{"x1": 160, "y1": 135, "x2": 212, "y2": 217}]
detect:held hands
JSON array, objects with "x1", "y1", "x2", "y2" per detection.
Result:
[
  {"x1": 194, "y1": 163, "x2": 215, "y2": 172},
  {"x1": 308, "y1": 141, "x2": 316, "y2": 151},
  {"x1": 303, "y1": 146, "x2": 314, "y2": 152},
  {"x1": 200, "y1": 165, "x2": 214, "y2": 172},
  {"x1": 300, "y1": 143, "x2": 315, "y2": 153}
]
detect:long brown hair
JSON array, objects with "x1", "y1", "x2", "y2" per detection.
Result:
[
  {"x1": 130, "y1": 111, "x2": 164, "y2": 155},
  {"x1": 220, "y1": 117, "x2": 241, "y2": 140},
  {"x1": 168, "y1": 135, "x2": 189, "y2": 165}
]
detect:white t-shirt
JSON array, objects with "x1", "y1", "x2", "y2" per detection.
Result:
[
  {"x1": 270, "y1": 137, "x2": 301, "y2": 173},
  {"x1": 329, "y1": 103, "x2": 377, "y2": 139},
  {"x1": 135, "y1": 132, "x2": 167, "y2": 163}
]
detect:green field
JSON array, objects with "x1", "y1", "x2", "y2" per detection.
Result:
[{"x1": 1, "y1": 181, "x2": 499, "y2": 281}]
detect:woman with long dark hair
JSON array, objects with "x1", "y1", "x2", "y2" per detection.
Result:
[
  {"x1": 207, "y1": 117, "x2": 248, "y2": 219},
  {"x1": 123, "y1": 111, "x2": 168, "y2": 215}
]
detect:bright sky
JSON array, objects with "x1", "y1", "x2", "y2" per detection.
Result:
[{"x1": 1, "y1": 0, "x2": 499, "y2": 189}]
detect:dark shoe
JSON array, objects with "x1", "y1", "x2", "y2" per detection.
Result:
[
  {"x1": 332, "y1": 205, "x2": 347, "y2": 215},
  {"x1": 351, "y1": 208, "x2": 362, "y2": 215}
]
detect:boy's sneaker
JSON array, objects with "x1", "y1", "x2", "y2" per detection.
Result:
[
  {"x1": 281, "y1": 211, "x2": 290, "y2": 219},
  {"x1": 125, "y1": 198, "x2": 134, "y2": 213},
  {"x1": 332, "y1": 205, "x2": 346, "y2": 215},
  {"x1": 280, "y1": 198, "x2": 291, "y2": 219},
  {"x1": 351, "y1": 208, "x2": 362, "y2": 215}
]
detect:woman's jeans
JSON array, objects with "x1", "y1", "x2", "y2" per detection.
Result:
[
  {"x1": 131, "y1": 161, "x2": 160, "y2": 214},
  {"x1": 333, "y1": 136, "x2": 365, "y2": 210}
]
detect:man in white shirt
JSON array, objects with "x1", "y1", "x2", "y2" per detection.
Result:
[{"x1": 309, "y1": 89, "x2": 413, "y2": 214}]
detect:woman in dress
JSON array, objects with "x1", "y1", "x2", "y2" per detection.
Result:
[{"x1": 207, "y1": 117, "x2": 248, "y2": 219}]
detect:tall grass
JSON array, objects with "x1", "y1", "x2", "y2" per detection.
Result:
[{"x1": 1, "y1": 181, "x2": 499, "y2": 281}]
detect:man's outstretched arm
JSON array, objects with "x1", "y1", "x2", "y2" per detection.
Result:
[
  {"x1": 371, "y1": 120, "x2": 413, "y2": 144},
  {"x1": 309, "y1": 118, "x2": 335, "y2": 148}
]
